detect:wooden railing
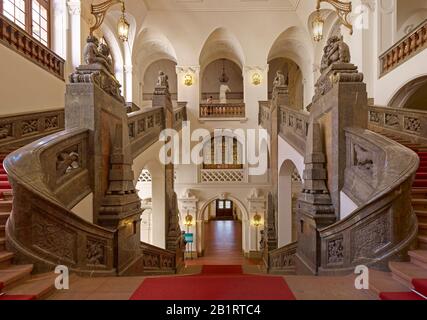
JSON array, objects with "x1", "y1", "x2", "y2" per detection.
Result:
[
  {"x1": 0, "y1": 14, "x2": 65, "y2": 80},
  {"x1": 0, "y1": 108, "x2": 65, "y2": 151},
  {"x1": 318, "y1": 127, "x2": 419, "y2": 274},
  {"x1": 380, "y1": 19, "x2": 427, "y2": 77},
  {"x1": 268, "y1": 241, "x2": 297, "y2": 275},
  {"x1": 368, "y1": 105, "x2": 427, "y2": 143},
  {"x1": 200, "y1": 102, "x2": 245, "y2": 119}
]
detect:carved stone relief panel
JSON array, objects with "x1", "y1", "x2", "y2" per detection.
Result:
[
  {"x1": 327, "y1": 237, "x2": 344, "y2": 265},
  {"x1": 22, "y1": 119, "x2": 39, "y2": 135},
  {"x1": 288, "y1": 115, "x2": 294, "y2": 127},
  {"x1": 138, "y1": 119, "x2": 146, "y2": 134},
  {"x1": 56, "y1": 144, "x2": 81, "y2": 178},
  {"x1": 32, "y1": 213, "x2": 77, "y2": 264},
  {"x1": 385, "y1": 113, "x2": 400, "y2": 128},
  {"x1": 86, "y1": 238, "x2": 106, "y2": 266},
  {"x1": 45, "y1": 116, "x2": 59, "y2": 131},
  {"x1": 143, "y1": 253, "x2": 160, "y2": 268},
  {"x1": 147, "y1": 116, "x2": 154, "y2": 128},
  {"x1": 0, "y1": 123, "x2": 13, "y2": 140},
  {"x1": 353, "y1": 144, "x2": 374, "y2": 175},
  {"x1": 128, "y1": 123, "x2": 135, "y2": 138},
  {"x1": 404, "y1": 117, "x2": 421, "y2": 133},
  {"x1": 351, "y1": 212, "x2": 392, "y2": 262},
  {"x1": 369, "y1": 111, "x2": 381, "y2": 123}
]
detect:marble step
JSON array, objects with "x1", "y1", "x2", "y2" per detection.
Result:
[
  {"x1": 412, "y1": 198, "x2": 427, "y2": 210},
  {"x1": 418, "y1": 235, "x2": 427, "y2": 250},
  {"x1": 0, "y1": 264, "x2": 33, "y2": 290},
  {"x1": 0, "y1": 200, "x2": 12, "y2": 213},
  {"x1": 409, "y1": 250, "x2": 427, "y2": 270},
  {"x1": 0, "y1": 237, "x2": 5, "y2": 251},
  {"x1": 0, "y1": 251, "x2": 14, "y2": 268},
  {"x1": 412, "y1": 188, "x2": 427, "y2": 198},
  {"x1": 416, "y1": 211, "x2": 427, "y2": 224},
  {"x1": 3, "y1": 272, "x2": 58, "y2": 300},
  {"x1": 419, "y1": 222, "x2": 427, "y2": 235},
  {"x1": 389, "y1": 261, "x2": 427, "y2": 289},
  {"x1": 0, "y1": 225, "x2": 5, "y2": 238},
  {"x1": 368, "y1": 269, "x2": 411, "y2": 295},
  {"x1": 0, "y1": 213, "x2": 10, "y2": 226}
]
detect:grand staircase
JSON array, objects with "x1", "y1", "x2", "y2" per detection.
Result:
[
  {"x1": 0, "y1": 151, "x2": 57, "y2": 300},
  {"x1": 372, "y1": 131, "x2": 427, "y2": 299}
]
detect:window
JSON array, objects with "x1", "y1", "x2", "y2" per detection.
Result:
[{"x1": 1, "y1": 0, "x2": 50, "y2": 47}]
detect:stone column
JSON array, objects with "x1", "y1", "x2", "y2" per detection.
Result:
[{"x1": 67, "y1": 0, "x2": 82, "y2": 73}]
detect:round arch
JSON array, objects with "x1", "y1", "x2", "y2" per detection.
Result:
[{"x1": 388, "y1": 75, "x2": 427, "y2": 110}]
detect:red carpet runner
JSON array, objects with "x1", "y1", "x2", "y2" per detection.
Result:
[{"x1": 130, "y1": 265, "x2": 295, "y2": 300}]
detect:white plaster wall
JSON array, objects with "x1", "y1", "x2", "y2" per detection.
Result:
[
  {"x1": 132, "y1": 141, "x2": 166, "y2": 249},
  {"x1": 340, "y1": 191, "x2": 359, "y2": 220},
  {"x1": 71, "y1": 193, "x2": 93, "y2": 223},
  {"x1": 0, "y1": 45, "x2": 65, "y2": 115}
]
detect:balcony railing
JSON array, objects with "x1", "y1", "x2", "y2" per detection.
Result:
[
  {"x1": 380, "y1": 19, "x2": 427, "y2": 77},
  {"x1": 199, "y1": 168, "x2": 247, "y2": 184},
  {"x1": 0, "y1": 14, "x2": 65, "y2": 80},
  {"x1": 200, "y1": 102, "x2": 245, "y2": 119}
]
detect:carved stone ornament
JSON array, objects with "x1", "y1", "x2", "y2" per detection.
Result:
[
  {"x1": 354, "y1": 144, "x2": 374, "y2": 173},
  {"x1": 86, "y1": 239, "x2": 106, "y2": 266},
  {"x1": 313, "y1": 36, "x2": 363, "y2": 102},
  {"x1": 70, "y1": 36, "x2": 125, "y2": 104}
]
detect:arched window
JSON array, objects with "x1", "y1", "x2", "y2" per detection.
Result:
[
  {"x1": 1, "y1": 0, "x2": 50, "y2": 47},
  {"x1": 203, "y1": 136, "x2": 243, "y2": 170}
]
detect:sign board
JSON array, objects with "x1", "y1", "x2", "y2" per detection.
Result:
[{"x1": 184, "y1": 233, "x2": 194, "y2": 244}]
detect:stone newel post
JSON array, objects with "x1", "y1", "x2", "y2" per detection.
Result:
[{"x1": 152, "y1": 72, "x2": 184, "y2": 264}]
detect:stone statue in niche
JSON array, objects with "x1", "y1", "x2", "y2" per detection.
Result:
[
  {"x1": 354, "y1": 144, "x2": 374, "y2": 172},
  {"x1": 57, "y1": 151, "x2": 80, "y2": 176},
  {"x1": 219, "y1": 83, "x2": 231, "y2": 104},
  {"x1": 83, "y1": 35, "x2": 114, "y2": 74},
  {"x1": 273, "y1": 70, "x2": 286, "y2": 88},
  {"x1": 156, "y1": 71, "x2": 169, "y2": 88},
  {"x1": 320, "y1": 36, "x2": 351, "y2": 74}
]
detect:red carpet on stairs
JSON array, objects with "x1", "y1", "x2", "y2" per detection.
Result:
[
  {"x1": 130, "y1": 265, "x2": 296, "y2": 301},
  {"x1": 379, "y1": 292, "x2": 425, "y2": 301}
]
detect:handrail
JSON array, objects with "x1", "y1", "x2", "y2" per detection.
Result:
[
  {"x1": 269, "y1": 241, "x2": 298, "y2": 274},
  {"x1": 368, "y1": 105, "x2": 427, "y2": 143},
  {"x1": 318, "y1": 127, "x2": 419, "y2": 274},
  {"x1": 128, "y1": 105, "x2": 187, "y2": 159},
  {"x1": 278, "y1": 106, "x2": 309, "y2": 155},
  {"x1": 0, "y1": 13, "x2": 65, "y2": 80},
  {"x1": 0, "y1": 108, "x2": 65, "y2": 151},
  {"x1": 379, "y1": 18, "x2": 427, "y2": 77},
  {"x1": 4, "y1": 129, "x2": 116, "y2": 275}
]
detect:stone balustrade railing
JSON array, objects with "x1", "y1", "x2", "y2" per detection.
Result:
[
  {"x1": 174, "y1": 104, "x2": 187, "y2": 131},
  {"x1": 380, "y1": 19, "x2": 427, "y2": 77},
  {"x1": 200, "y1": 168, "x2": 247, "y2": 184},
  {"x1": 0, "y1": 108, "x2": 65, "y2": 151},
  {"x1": 128, "y1": 106, "x2": 164, "y2": 159},
  {"x1": 200, "y1": 102, "x2": 245, "y2": 119},
  {"x1": 368, "y1": 105, "x2": 427, "y2": 143},
  {"x1": 279, "y1": 106, "x2": 309, "y2": 155},
  {"x1": 4, "y1": 129, "x2": 117, "y2": 275},
  {"x1": 140, "y1": 242, "x2": 176, "y2": 274},
  {"x1": 268, "y1": 241, "x2": 297, "y2": 275},
  {"x1": 318, "y1": 127, "x2": 419, "y2": 274},
  {"x1": 0, "y1": 14, "x2": 65, "y2": 80},
  {"x1": 128, "y1": 105, "x2": 187, "y2": 159}
]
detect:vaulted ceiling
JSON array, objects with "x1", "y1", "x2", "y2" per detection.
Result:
[{"x1": 143, "y1": 0, "x2": 301, "y2": 12}]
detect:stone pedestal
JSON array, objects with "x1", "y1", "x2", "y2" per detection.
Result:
[{"x1": 295, "y1": 121, "x2": 336, "y2": 275}]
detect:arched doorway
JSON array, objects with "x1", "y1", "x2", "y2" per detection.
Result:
[
  {"x1": 278, "y1": 160, "x2": 302, "y2": 247},
  {"x1": 136, "y1": 169, "x2": 153, "y2": 244},
  {"x1": 192, "y1": 196, "x2": 253, "y2": 265},
  {"x1": 389, "y1": 75, "x2": 427, "y2": 110}
]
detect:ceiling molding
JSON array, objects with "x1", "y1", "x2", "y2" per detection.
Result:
[{"x1": 143, "y1": 0, "x2": 301, "y2": 12}]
